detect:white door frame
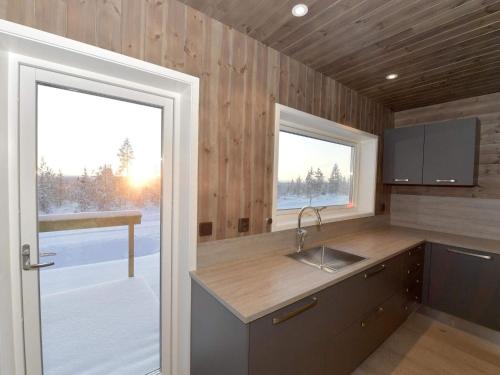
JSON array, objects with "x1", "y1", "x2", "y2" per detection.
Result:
[
  {"x1": 19, "y1": 64, "x2": 175, "y2": 375},
  {"x1": 0, "y1": 20, "x2": 199, "y2": 375}
]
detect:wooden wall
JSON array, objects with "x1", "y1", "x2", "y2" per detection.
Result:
[
  {"x1": 1, "y1": 0, "x2": 393, "y2": 241},
  {"x1": 392, "y1": 92, "x2": 500, "y2": 239}
]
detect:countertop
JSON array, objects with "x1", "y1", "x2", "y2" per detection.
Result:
[{"x1": 190, "y1": 226, "x2": 500, "y2": 324}]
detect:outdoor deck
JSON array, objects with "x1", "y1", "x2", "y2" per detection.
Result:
[{"x1": 38, "y1": 209, "x2": 161, "y2": 375}]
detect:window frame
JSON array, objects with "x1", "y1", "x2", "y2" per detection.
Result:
[{"x1": 272, "y1": 104, "x2": 379, "y2": 232}]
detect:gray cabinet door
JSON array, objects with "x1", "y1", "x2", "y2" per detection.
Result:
[
  {"x1": 427, "y1": 244, "x2": 500, "y2": 331},
  {"x1": 191, "y1": 281, "x2": 249, "y2": 375},
  {"x1": 383, "y1": 126, "x2": 424, "y2": 184},
  {"x1": 423, "y1": 118, "x2": 479, "y2": 186},
  {"x1": 249, "y1": 293, "x2": 326, "y2": 375}
]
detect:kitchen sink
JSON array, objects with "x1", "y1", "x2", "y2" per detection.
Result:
[{"x1": 288, "y1": 245, "x2": 366, "y2": 273}]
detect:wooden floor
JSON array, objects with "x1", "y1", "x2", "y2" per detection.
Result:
[{"x1": 353, "y1": 312, "x2": 500, "y2": 375}]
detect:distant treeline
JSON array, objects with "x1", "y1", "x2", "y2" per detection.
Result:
[
  {"x1": 37, "y1": 159, "x2": 160, "y2": 214},
  {"x1": 37, "y1": 138, "x2": 160, "y2": 214},
  {"x1": 277, "y1": 163, "x2": 351, "y2": 201}
]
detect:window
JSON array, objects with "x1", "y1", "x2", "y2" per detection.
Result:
[
  {"x1": 278, "y1": 131, "x2": 355, "y2": 210},
  {"x1": 272, "y1": 104, "x2": 379, "y2": 231}
]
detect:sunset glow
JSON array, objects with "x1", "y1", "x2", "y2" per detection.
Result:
[{"x1": 127, "y1": 165, "x2": 158, "y2": 188}]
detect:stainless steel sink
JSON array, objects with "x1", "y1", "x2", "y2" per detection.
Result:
[{"x1": 288, "y1": 245, "x2": 366, "y2": 273}]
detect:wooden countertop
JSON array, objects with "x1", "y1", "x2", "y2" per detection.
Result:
[{"x1": 190, "y1": 226, "x2": 500, "y2": 324}]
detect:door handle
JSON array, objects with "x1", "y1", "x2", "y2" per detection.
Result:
[
  {"x1": 272, "y1": 297, "x2": 318, "y2": 325},
  {"x1": 22, "y1": 244, "x2": 55, "y2": 271},
  {"x1": 447, "y1": 248, "x2": 492, "y2": 260},
  {"x1": 394, "y1": 178, "x2": 409, "y2": 182},
  {"x1": 364, "y1": 264, "x2": 386, "y2": 279},
  {"x1": 436, "y1": 179, "x2": 456, "y2": 183}
]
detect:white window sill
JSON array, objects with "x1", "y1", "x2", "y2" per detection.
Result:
[{"x1": 272, "y1": 208, "x2": 375, "y2": 232}]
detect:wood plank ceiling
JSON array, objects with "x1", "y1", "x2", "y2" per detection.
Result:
[{"x1": 179, "y1": 0, "x2": 500, "y2": 111}]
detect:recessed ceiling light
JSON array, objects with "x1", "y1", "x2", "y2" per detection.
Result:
[
  {"x1": 292, "y1": 4, "x2": 309, "y2": 17},
  {"x1": 386, "y1": 73, "x2": 398, "y2": 80}
]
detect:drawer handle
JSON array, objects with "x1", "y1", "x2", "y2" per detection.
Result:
[
  {"x1": 436, "y1": 179, "x2": 456, "y2": 183},
  {"x1": 447, "y1": 248, "x2": 492, "y2": 260},
  {"x1": 272, "y1": 297, "x2": 318, "y2": 325},
  {"x1": 364, "y1": 264, "x2": 386, "y2": 279},
  {"x1": 394, "y1": 178, "x2": 409, "y2": 182},
  {"x1": 361, "y1": 306, "x2": 384, "y2": 328}
]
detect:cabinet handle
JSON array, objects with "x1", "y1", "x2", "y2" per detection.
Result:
[
  {"x1": 364, "y1": 264, "x2": 386, "y2": 279},
  {"x1": 272, "y1": 297, "x2": 318, "y2": 325},
  {"x1": 436, "y1": 179, "x2": 456, "y2": 183},
  {"x1": 394, "y1": 178, "x2": 409, "y2": 182},
  {"x1": 447, "y1": 248, "x2": 492, "y2": 260},
  {"x1": 361, "y1": 306, "x2": 384, "y2": 328}
]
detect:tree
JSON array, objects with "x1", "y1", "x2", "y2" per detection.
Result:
[
  {"x1": 38, "y1": 158, "x2": 56, "y2": 213},
  {"x1": 94, "y1": 164, "x2": 116, "y2": 210},
  {"x1": 314, "y1": 168, "x2": 325, "y2": 195},
  {"x1": 305, "y1": 167, "x2": 317, "y2": 204},
  {"x1": 75, "y1": 168, "x2": 93, "y2": 211},
  {"x1": 55, "y1": 170, "x2": 65, "y2": 207},
  {"x1": 117, "y1": 138, "x2": 135, "y2": 176},
  {"x1": 295, "y1": 176, "x2": 303, "y2": 195},
  {"x1": 328, "y1": 163, "x2": 342, "y2": 194}
]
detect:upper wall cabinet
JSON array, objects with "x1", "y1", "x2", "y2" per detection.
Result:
[
  {"x1": 423, "y1": 118, "x2": 479, "y2": 186},
  {"x1": 383, "y1": 126, "x2": 425, "y2": 185},
  {"x1": 383, "y1": 118, "x2": 479, "y2": 186}
]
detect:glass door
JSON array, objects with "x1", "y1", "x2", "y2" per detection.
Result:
[{"x1": 19, "y1": 66, "x2": 173, "y2": 375}]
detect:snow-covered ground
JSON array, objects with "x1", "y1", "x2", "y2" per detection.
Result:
[
  {"x1": 38, "y1": 206, "x2": 161, "y2": 375},
  {"x1": 40, "y1": 254, "x2": 160, "y2": 375},
  {"x1": 277, "y1": 193, "x2": 350, "y2": 210}
]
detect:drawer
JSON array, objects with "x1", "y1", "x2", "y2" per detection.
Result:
[
  {"x1": 404, "y1": 264, "x2": 423, "y2": 286},
  {"x1": 404, "y1": 246, "x2": 424, "y2": 268},
  {"x1": 322, "y1": 256, "x2": 403, "y2": 338},
  {"x1": 403, "y1": 244, "x2": 425, "y2": 266},
  {"x1": 325, "y1": 293, "x2": 405, "y2": 375},
  {"x1": 361, "y1": 256, "x2": 402, "y2": 315},
  {"x1": 249, "y1": 293, "x2": 326, "y2": 375},
  {"x1": 404, "y1": 282, "x2": 423, "y2": 304}
]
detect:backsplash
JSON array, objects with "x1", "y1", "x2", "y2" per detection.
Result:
[
  {"x1": 391, "y1": 194, "x2": 500, "y2": 241},
  {"x1": 197, "y1": 215, "x2": 389, "y2": 268}
]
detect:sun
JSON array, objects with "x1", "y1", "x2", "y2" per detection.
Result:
[{"x1": 127, "y1": 165, "x2": 156, "y2": 188}]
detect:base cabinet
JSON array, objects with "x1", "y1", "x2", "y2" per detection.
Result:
[
  {"x1": 427, "y1": 244, "x2": 500, "y2": 331},
  {"x1": 326, "y1": 293, "x2": 406, "y2": 375},
  {"x1": 248, "y1": 294, "x2": 326, "y2": 375},
  {"x1": 191, "y1": 245, "x2": 425, "y2": 375}
]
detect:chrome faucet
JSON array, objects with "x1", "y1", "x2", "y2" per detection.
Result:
[{"x1": 296, "y1": 206, "x2": 324, "y2": 252}]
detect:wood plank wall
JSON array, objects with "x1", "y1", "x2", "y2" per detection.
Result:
[
  {"x1": 2, "y1": 0, "x2": 393, "y2": 241},
  {"x1": 391, "y1": 92, "x2": 500, "y2": 239}
]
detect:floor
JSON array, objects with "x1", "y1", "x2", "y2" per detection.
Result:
[{"x1": 354, "y1": 312, "x2": 500, "y2": 375}]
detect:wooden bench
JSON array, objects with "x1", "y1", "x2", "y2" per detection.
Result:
[{"x1": 38, "y1": 210, "x2": 142, "y2": 277}]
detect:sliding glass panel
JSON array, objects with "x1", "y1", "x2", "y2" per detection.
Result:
[{"x1": 37, "y1": 85, "x2": 162, "y2": 375}]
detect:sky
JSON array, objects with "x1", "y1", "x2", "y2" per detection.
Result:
[
  {"x1": 37, "y1": 85, "x2": 162, "y2": 184},
  {"x1": 278, "y1": 131, "x2": 353, "y2": 182}
]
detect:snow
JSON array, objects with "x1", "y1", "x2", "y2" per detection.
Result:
[
  {"x1": 38, "y1": 206, "x2": 161, "y2": 374},
  {"x1": 40, "y1": 254, "x2": 161, "y2": 375},
  {"x1": 41, "y1": 275, "x2": 159, "y2": 375},
  {"x1": 277, "y1": 193, "x2": 350, "y2": 210}
]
